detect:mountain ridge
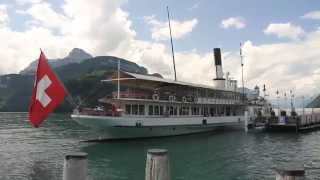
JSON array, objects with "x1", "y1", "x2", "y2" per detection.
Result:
[
  {"x1": 20, "y1": 48, "x2": 93, "y2": 74},
  {"x1": 0, "y1": 48, "x2": 149, "y2": 112}
]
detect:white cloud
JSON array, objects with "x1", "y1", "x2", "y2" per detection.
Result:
[
  {"x1": 0, "y1": 5, "x2": 9, "y2": 29},
  {"x1": 302, "y1": 10, "x2": 320, "y2": 20},
  {"x1": 0, "y1": 0, "x2": 134, "y2": 74},
  {"x1": 264, "y1": 23, "x2": 305, "y2": 40},
  {"x1": 238, "y1": 30, "x2": 320, "y2": 97},
  {"x1": 144, "y1": 15, "x2": 198, "y2": 41},
  {"x1": 221, "y1": 17, "x2": 246, "y2": 29},
  {"x1": 15, "y1": 0, "x2": 42, "y2": 5},
  {"x1": 1, "y1": 0, "x2": 320, "y2": 100},
  {"x1": 26, "y1": 2, "x2": 68, "y2": 29}
]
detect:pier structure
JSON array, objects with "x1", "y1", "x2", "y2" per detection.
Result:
[
  {"x1": 275, "y1": 166, "x2": 305, "y2": 180},
  {"x1": 257, "y1": 112, "x2": 320, "y2": 132}
]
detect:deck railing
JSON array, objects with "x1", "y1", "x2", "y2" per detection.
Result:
[{"x1": 111, "y1": 91, "x2": 243, "y2": 104}]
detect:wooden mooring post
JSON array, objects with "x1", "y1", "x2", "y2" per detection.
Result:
[
  {"x1": 275, "y1": 166, "x2": 305, "y2": 180},
  {"x1": 145, "y1": 149, "x2": 170, "y2": 180},
  {"x1": 60, "y1": 151, "x2": 310, "y2": 180},
  {"x1": 63, "y1": 152, "x2": 88, "y2": 180}
]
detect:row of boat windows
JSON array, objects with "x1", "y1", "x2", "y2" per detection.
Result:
[
  {"x1": 122, "y1": 88, "x2": 243, "y2": 101},
  {"x1": 125, "y1": 104, "x2": 242, "y2": 116},
  {"x1": 125, "y1": 104, "x2": 164, "y2": 115}
]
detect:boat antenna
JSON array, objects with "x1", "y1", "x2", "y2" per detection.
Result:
[
  {"x1": 167, "y1": 6, "x2": 177, "y2": 81},
  {"x1": 240, "y1": 43, "x2": 245, "y2": 103}
]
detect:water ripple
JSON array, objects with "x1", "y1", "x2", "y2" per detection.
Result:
[{"x1": 1, "y1": 113, "x2": 320, "y2": 179}]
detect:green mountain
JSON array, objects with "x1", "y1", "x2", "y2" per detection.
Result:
[
  {"x1": 307, "y1": 96, "x2": 320, "y2": 108},
  {"x1": 0, "y1": 54, "x2": 148, "y2": 112}
]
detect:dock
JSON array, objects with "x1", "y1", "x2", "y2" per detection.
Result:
[{"x1": 264, "y1": 113, "x2": 320, "y2": 132}]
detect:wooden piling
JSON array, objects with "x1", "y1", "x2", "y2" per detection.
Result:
[
  {"x1": 63, "y1": 152, "x2": 88, "y2": 180},
  {"x1": 145, "y1": 149, "x2": 170, "y2": 180},
  {"x1": 275, "y1": 166, "x2": 305, "y2": 180}
]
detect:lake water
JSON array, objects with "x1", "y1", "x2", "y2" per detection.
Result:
[{"x1": 1, "y1": 112, "x2": 320, "y2": 179}]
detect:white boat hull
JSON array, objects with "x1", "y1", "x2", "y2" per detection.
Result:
[{"x1": 71, "y1": 114, "x2": 245, "y2": 140}]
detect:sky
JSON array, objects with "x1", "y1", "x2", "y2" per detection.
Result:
[{"x1": 1, "y1": 0, "x2": 320, "y2": 104}]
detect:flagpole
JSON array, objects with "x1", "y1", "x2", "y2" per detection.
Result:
[
  {"x1": 40, "y1": 49, "x2": 77, "y2": 108},
  {"x1": 240, "y1": 43, "x2": 245, "y2": 104},
  {"x1": 117, "y1": 59, "x2": 120, "y2": 99},
  {"x1": 276, "y1": 90, "x2": 280, "y2": 117}
]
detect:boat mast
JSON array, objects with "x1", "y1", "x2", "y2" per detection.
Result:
[
  {"x1": 240, "y1": 43, "x2": 245, "y2": 103},
  {"x1": 290, "y1": 90, "x2": 294, "y2": 113},
  {"x1": 117, "y1": 59, "x2": 120, "y2": 99},
  {"x1": 167, "y1": 6, "x2": 177, "y2": 81}
]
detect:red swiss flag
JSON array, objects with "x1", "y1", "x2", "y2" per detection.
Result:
[{"x1": 29, "y1": 51, "x2": 67, "y2": 127}]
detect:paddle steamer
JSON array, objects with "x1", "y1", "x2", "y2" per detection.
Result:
[{"x1": 71, "y1": 48, "x2": 255, "y2": 139}]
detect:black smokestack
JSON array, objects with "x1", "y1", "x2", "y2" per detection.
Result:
[{"x1": 214, "y1": 48, "x2": 222, "y2": 66}]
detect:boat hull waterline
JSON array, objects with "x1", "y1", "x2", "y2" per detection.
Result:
[{"x1": 71, "y1": 114, "x2": 245, "y2": 140}]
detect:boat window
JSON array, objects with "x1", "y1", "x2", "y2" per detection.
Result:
[
  {"x1": 219, "y1": 106, "x2": 225, "y2": 116},
  {"x1": 226, "y1": 106, "x2": 231, "y2": 116},
  {"x1": 170, "y1": 106, "x2": 174, "y2": 115},
  {"x1": 154, "y1": 105, "x2": 159, "y2": 115},
  {"x1": 210, "y1": 107, "x2": 214, "y2": 116},
  {"x1": 192, "y1": 106, "x2": 200, "y2": 115},
  {"x1": 204, "y1": 107, "x2": 208, "y2": 116},
  {"x1": 174, "y1": 106, "x2": 177, "y2": 116},
  {"x1": 180, "y1": 106, "x2": 189, "y2": 116},
  {"x1": 132, "y1": 104, "x2": 138, "y2": 115},
  {"x1": 148, "y1": 105, "x2": 154, "y2": 115},
  {"x1": 159, "y1": 106, "x2": 164, "y2": 115},
  {"x1": 125, "y1": 104, "x2": 131, "y2": 115},
  {"x1": 139, "y1": 105, "x2": 145, "y2": 115},
  {"x1": 232, "y1": 107, "x2": 236, "y2": 116}
]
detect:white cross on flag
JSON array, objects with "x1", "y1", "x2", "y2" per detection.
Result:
[{"x1": 29, "y1": 51, "x2": 67, "y2": 127}]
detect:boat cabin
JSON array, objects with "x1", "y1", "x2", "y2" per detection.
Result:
[{"x1": 95, "y1": 71, "x2": 245, "y2": 117}]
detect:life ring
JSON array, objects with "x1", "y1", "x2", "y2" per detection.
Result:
[
  {"x1": 182, "y1": 96, "x2": 187, "y2": 103},
  {"x1": 152, "y1": 94, "x2": 159, "y2": 101}
]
